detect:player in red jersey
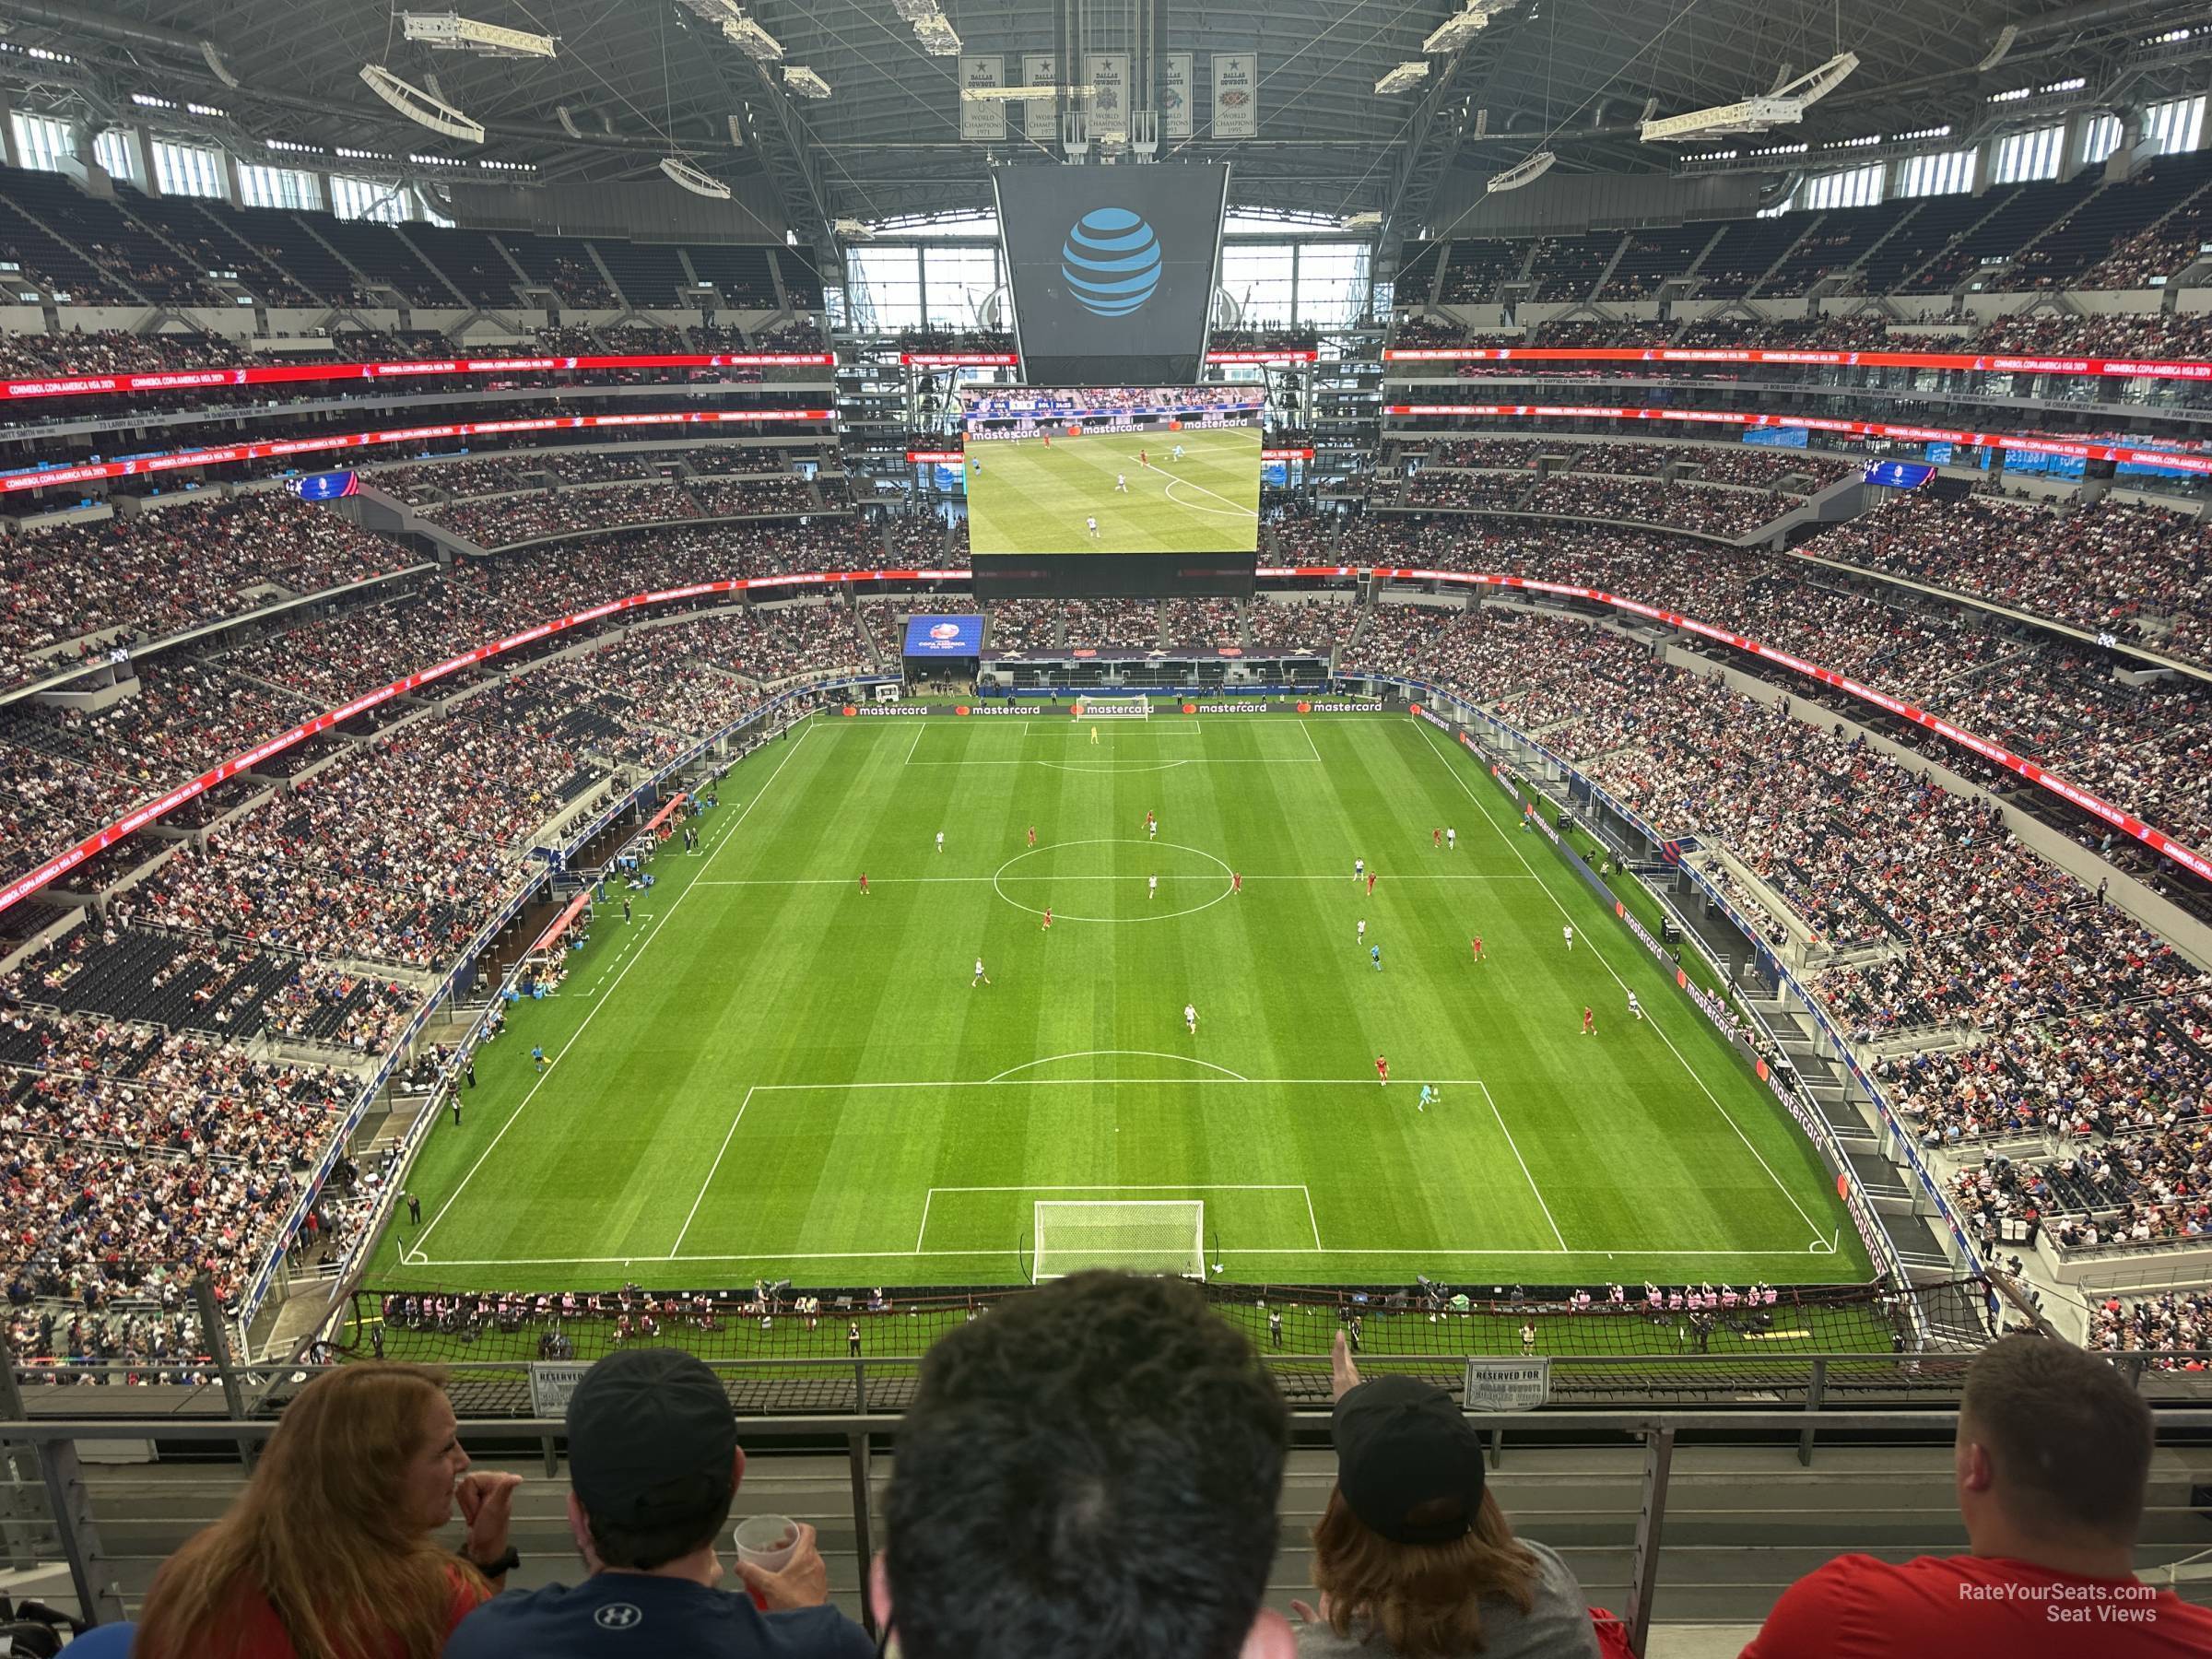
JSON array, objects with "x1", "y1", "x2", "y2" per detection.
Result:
[
  {"x1": 1470, "y1": 935, "x2": 1484, "y2": 961},
  {"x1": 1041, "y1": 906, "x2": 1052, "y2": 930},
  {"x1": 1027, "y1": 825, "x2": 1036, "y2": 847},
  {"x1": 1231, "y1": 871, "x2": 1242, "y2": 894},
  {"x1": 1375, "y1": 1054, "x2": 1389, "y2": 1086},
  {"x1": 1433, "y1": 828, "x2": 1442, "y2": 850},
  {"x1": 1581, "y1": 1006, "x2": 1595, "y2": 1036},
  {"x1": 858, "y1": 872, "x2": 868, "y2": 896},
  {"x1": 1366, "y1": 871, "x2": 1376, "y2": 897},
  {"x1": 1139, "y1": 448, "x2": 1149, "y2": 467}
]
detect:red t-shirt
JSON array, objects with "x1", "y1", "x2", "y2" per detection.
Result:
[
  {"x1": 221, "y1": 1567, "x2": 488, "y2": 1658},
  {"x1": 1740, "y1": 1553, "x2": 2212, "y2": 1659}
]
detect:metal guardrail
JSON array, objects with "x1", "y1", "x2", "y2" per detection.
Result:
[{"x1": 6, "y1": 1400, "x2": 2210, "y2": 1653}]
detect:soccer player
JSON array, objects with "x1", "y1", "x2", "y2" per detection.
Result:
[
  {"x1": 1629, "y1": 989, "x2": 1643, "y2": 1020},
  {"x1": 935, "y1": 830, "x2": 945, "y2": 853},
  {"x1": 1447, "y1": 827, "x2": 1456, "y2": 851},
  {"x1": 1041, "y1": 906, "x2": 1053, "y2": 931},
  {"x1": 1562, "y1": 923, "x2": 1574, "y2": 951},
  {"x1": 858, "y1": 872, "x2": 868, "y2": 896},
  {"x1": 532, "y1": 1044, "x2": 547, "y2": 1075},
  {"x1": 1366, "y1": 871, "x2": 1376, "y2": 898},
  {"x1": 1357, "y1": 918, "x2": 1367, "y2": 946},
  {"x1": 1171, "y1": 442, "x2": 1185, "y2": 461},
  {"x1": 1147, "y1": 817, "x2": 1158, "y2": 841},
  {"x1": 1090, "y1": 725, "x2": 1099, "y2": 745},
  {"x1": 1184, "y1": 1002, "x2": 1198, "y2": 1035},
  {"x1": 1027, "y1": 825, "x2": 1037, "y2": 846},
  {"x1": 1470, "y1": 934, "x2": 1485, "y2": 962},
  {"x1": 1114, "y1": 472, "x2": 1129, "y2": 493},
  {"x1": 1418, "y1": 1085, "x2": 1434, "y2": 1113},
  {"x1": 1139, "y1": 448, "x2": 1149, "y2": 467},
  {"x1": 1581, "y1": 1005, "x2": 1595, "y2": 1037},
  {"x1": 972, "y1": 958, "x2": 991, "y2": 988},
  {"x1": 1354, "y1": 855, "x2": 1365, "y2": 882},
  {"x1": 1375, "y1": 1053, "x2": 1389, "y2": 1086},
  {"x1": 1231, "y1": 871, "x2": 1242, "y2": 895},
  {"x1": 1086, "y1": 515, "x2": 1100, "y2": 540},
  {"x1": 1371, "y1": 943, "x2": 1382, "y2": 971},
  {"x1": 1148, "y1": 873, "x2": 1159, "y2": 902},
  {"x1": 1433, "y1": 827, "x2": 1442, "y2": 850}
]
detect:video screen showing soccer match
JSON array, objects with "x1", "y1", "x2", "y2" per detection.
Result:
[{"x1": 961, "y1": 385, "x2": 1263, "y2": 556}]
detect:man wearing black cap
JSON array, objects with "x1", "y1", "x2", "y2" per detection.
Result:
[
  {"x1": 1292, "y1": 1332, "x2": 1600, "y2": 1657},
  {"x1": 444, "y1": 1347, "x2": 873, "y2": 1658}
]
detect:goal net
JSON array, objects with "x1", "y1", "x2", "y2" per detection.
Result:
[
  {"x1": 1079, "y1": 697, "x2": 1149, "y2": 720},
  {"x1": 1032, "y1": 1200, "x2": 1205, "y2": 1281}
]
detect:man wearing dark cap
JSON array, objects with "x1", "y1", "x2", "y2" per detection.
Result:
[
  {"x1": 444, "y1": 1347, "x2": 874, "y2": 1657},
  {"x1": 1292, "y1": 1331, "x2": 1599, "y2": 1657}
]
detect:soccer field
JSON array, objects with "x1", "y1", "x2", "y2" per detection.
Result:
[
  {"x1": 375, "y1": 712, "x2": 1867, "y2": 1293},
  {"x1": 965, "y1": 427, "x2": 1261, "y2": 555}
]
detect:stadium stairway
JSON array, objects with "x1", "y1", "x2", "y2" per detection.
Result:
[{"x1": 32, "y1": 1435, "x2": 2208, "y2": 1634}]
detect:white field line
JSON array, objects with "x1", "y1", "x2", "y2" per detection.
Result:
[
  {"x1": 1413, "y1": 721, "x2": 1830, "y2": 1242},
  {"x1": 1479, "y1": 1080, "x2": 1568, "y2": 1251},
  {"x1": 409, "y1": 724, "x2": 816, "y2": 1251},
  {"x1": 668, "y1": 1087, "x2": 756, "y2": 1257}
]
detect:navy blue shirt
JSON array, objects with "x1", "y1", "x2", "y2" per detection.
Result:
[{"x1": 443, "y1": 1572, "x2": 876, "y2": 1659}]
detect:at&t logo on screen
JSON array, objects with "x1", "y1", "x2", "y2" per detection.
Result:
[{"x1": 1061, "y1": 207, "x2": 1162, "y2": 317}]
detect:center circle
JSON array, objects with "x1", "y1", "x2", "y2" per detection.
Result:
[{"x1": 993, "y1": 837, "x2": 1234, "y2": 924}]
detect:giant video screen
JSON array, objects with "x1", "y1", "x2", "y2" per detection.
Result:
[{"x1": 961, "y1": 385, "x2": 1262, "y2": 557}]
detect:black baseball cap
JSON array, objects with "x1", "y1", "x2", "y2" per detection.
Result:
[
  {"x1": 1330, "y1": 1373, "x2": 1486, "y2": 1545},
  {"x1": 566, "y1": 1348, "x2": 739, "y2": 1526}
]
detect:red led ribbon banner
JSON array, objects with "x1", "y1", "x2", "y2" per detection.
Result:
[
  {"x1": 1381, "y1": 345, "x2": 2212, "y2": 382},
  {"x1": 0, "y1": 352, "x2": 835, "y2": 403}
]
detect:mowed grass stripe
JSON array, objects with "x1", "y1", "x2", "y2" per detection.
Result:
[{"x1": 380, "y1": 714, "x2": 1865, "y2": 1288}]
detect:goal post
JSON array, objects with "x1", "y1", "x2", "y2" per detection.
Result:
[
  {"x1": 1031, "y1": 1200, "x2": 1206, "y2": 1281},
  {"x1": 1077, "y1": 696, "x2": 1149, "y2": 720}
]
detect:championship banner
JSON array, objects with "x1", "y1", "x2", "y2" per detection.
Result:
[
  {"x1": 1161, "y1": 53, "x2": 1194, "y2": 138},
  {"x1": 959, "y1": 56, "x2": 1006, "y2": 141},
  {"x1": 1212, "y1": 52, "x2": 1258, "y2": 138},
  {"x1": 1022, "y1": 53, "x2": 1057, "y2": 140},
  {"x1": 1087, "y1": 53, "x2": 1130, "y2": 143}
]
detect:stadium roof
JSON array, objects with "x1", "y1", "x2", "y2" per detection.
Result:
[{"x1": 4, "y1": 0, "x2": 2210, "y2": 254}]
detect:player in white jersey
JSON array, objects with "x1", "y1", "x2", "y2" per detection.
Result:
[
  {"x1": 1447, "y1": 827, "x2": 1456, "y2": 851},
  {"x1": 1357, "y1": 918, "x2": 1367, "y2": 946},
  {"x1": 1149, "y1": 873, "x2": 1159, "y2": 901},
  {"x1": 1086, "y1": 515, "x2": 1100, "y2": 540},
  {"x1": 935, "y1": 830, "x2": 944, "y2": 853},
  {"x1": 1628, "y1": 990, "x2": 1643, "y2": 1020},
  {"x1": 971, "y1": 958, "x2": 991, "y2": 987},
  {"x1": 1184, "y1": 1003, "x2": 1198, "y2": 1034},
  {"x1": 1562, "y1": 924, "x2": 1574, "y2": 951},
  {"x1": 1114, "y1": 473, "x2": 1129, "y2": 492}
]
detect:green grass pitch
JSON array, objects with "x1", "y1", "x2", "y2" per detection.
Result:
[
  {"x1": 964, "y1": 427, "x2": 1261, "y2": 555},
  {"x1": 374, "y1": 712, "x2": 1869, "y2": 1294}
]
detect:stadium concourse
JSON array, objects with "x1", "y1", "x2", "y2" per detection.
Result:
[{"x1": 3, "y1": 0, "x2": 2212, "y2": 1647}]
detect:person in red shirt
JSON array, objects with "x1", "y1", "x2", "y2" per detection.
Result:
[
  {"x1": 1742, "y1": 1335, "x2": 2212, "y2": 1658},
  {"x1": 135, "y1": 1363, "x2": 518, "y2": 1659},
  {"x1": 1433, "y1": 828, "x2": 1442, "y2": 850},
  {"x1": 1581, "y1": 1006, "x2": 1595, "y2": 1036},
  {"x1": 1471, "y1": 935, "x2": 1485, "y2": 962},
  {"x1": 1027, "y1": 826, "x2": 1036, "y2": 847},
  {"x1": 1041, "y1": 906, "x2": 1052, "y2": 931},
  {"x1": 1231, "y1": 871, "x2": 1242, "y2": 894},
  {"x1": 858, "y1": 872, "x2": 868, "y2": 896},
  {"x1": 1366, "y1": 872, "x2": 1376, "y2": 897},
  {"x1": 1375, "y1": 1054, "x2": 1388, "y2": 1087}
]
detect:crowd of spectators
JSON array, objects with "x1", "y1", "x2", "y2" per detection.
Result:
[
  {"x1": 1516, "y1": 475, "x2": 1794, "y2": 537},
  {"x1": 1973, "y1": 311, "x2": 2212, "y2": 359}
]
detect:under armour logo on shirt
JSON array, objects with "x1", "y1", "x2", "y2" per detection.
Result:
[{"x1": 594, "y1": 1604, "x2": 645, "y2": 1630}]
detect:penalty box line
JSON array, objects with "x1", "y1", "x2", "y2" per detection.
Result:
[{"x1": 916, "y1": 1183, "x2": 1322, "y2": 1253}]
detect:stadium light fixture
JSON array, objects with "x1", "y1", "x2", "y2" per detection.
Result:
[
  {"x1": 890, "y1": 0, "x2": 961, "y2": 56},
  {"x1": 400, "y1": 13, "x2": 558, "y2": 59},
  {"x1": 359, "y1": 63, "x2": 486, "y2": 143},
  {"x1": 721, "y1": 15, "x2": 782, "y2": 60},
  {"x1": 1376, "y1": 62, "x2": 1430, "y2": 95},
  {"x1": 1639, "y1": 51, "x2": 1858, "y2": 142},
  {"x1": 1487, "y1": 149, "x2": 1556, "y2": 193},
  {"x1": 1424, "y1": 0, "x2": 1518, "y2": 55},
  {"x1": 783, "y1": 64, "x2": 832, "y2": 98},
  {"x1": 661, "y1": 155, "x2": 731, "y2": 198},
  {"x1": 200, "y1": 41, "x2": 241, "y2": 89}
]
